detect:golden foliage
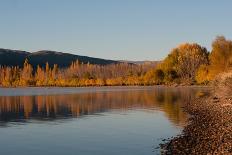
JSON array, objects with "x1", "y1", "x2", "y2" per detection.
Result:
[
  {"x1": 1, "y1": 36, "x2": 232, "y2": 86},
  {"x1": 158, "y1": 43, "x2": 209, "y2": 84},
  {"x1": 0, "y1": 61, "x2": 156, "y2": 87},
  {"x1": 208, "y1": 36, "x2": 232, "y2": 80},
  {"x1": 195, "y1": 64, "x2": 209, "y2": 84}
]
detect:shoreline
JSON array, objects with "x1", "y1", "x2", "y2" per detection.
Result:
[
  {"x1": 0, "y1": 84, "x2": 210, "y2": 89},
  {"x1": 162, "y1": 86, "x2": 232, "y2": 154},
  {"x1": 0, "y1": 85, "x2": 210, "y2": 96}
]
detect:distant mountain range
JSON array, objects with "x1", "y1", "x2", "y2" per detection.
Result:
[
  {"x1": 0, "y1": 48, "x2": 159, "y2": 68},
  {"x1": 0, "y1": 48, "x2": 118, "y2": 68},
  {"x1": 119, "y1": 60, "x2": 161, "y2": 65}
]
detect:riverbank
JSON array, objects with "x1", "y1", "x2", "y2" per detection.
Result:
[
  {"x1": 0, "y1": 85, "x2": 209, "y2": 96},
  {"x1": 162, "y1": 73, "x2": 232, "y2": 154}
]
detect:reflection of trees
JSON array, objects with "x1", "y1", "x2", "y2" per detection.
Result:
[
  {"x1": 153, "y1": 88, "x2": 195, "y2": 126},
  {"x1": 0, "y1": 88, "x2": 203, "y2": 126}
]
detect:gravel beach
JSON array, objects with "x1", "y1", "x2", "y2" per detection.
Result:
[{"x1": 162, "y1": 82, "x2": 232, "y2": 154}]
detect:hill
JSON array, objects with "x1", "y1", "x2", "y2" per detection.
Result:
[
  {"x1": 0, "y1": 49, "x2": 29, "y2": 67},
  {"x1": 0, "y1": 48, "x2": 118, "y2": 68},
  {"x1": 119, "y1": 60, "x2": 161, "y2": 65}
]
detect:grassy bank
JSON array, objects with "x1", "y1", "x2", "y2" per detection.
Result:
[{"x1": 162, "y1": 72, "x2": 232, "y2": 154}]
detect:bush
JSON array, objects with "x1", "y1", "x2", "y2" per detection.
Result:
[
  {"x1": 153, "y1": 69, "x2": 164, "y2": 84},
  {"x1": 164, "y1": 69, "x2": 178, "y2": 83},
  {"x1": 195, "y1": 64, "x2": 210, "y2": 84}
]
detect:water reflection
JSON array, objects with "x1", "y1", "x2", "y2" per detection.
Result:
[{"x1": 0, "y1": 87, "x2": 202, "y2": 127}]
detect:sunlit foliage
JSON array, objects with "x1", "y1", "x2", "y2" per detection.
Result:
[
  {"x1": 0, "y1": 61, "x2": 156, "y2": 87},
  {"x1": 158, "y1": 43, "x2": 209, "y2": 84},
  {"x1": 1, "y1": 36, "x2": 232, "y2": 86},
  {"x1": 208, "y1": 36, "x2": 232, "y2": 79}
]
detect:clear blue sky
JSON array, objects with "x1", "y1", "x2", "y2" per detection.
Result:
[{"x1": 0, "y1": 0, "x2": 232, "y2": 61}]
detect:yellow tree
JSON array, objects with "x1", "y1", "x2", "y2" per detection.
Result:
[
  {"x1": 50, "y1": 64, "x2": 58, "y2": 85},
  {"x1": 160, "y1": 43, "x2": 209, "y2": 83},
  {"x1": 208, "y1": 36, "x2": 232, "y2": 79},
  {"x1": 2, "y1": 67, "x2": 12, "y2": 87},
  {"x1": 195, "y1": 64, "x2": 210, "y2": 84},
  {"x1": 20, "y1": 59, "x2": 33, "y2": 86},
  {"x1": 35, "y1": 65, "x2": 45, "y2": 86},
  {"x1": 45, "y1": 62, "x2": 52, "y2": 85},
  {"x1": 12, "y1": 66, "x2": 20, "y2": 86}
]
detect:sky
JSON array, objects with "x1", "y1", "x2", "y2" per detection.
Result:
[{"x1": 0, "y1": 0, "x2": 232, "y2": 61}]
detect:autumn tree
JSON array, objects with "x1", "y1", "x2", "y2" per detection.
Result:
[
  {"x1": 143, "y1": 70, "x2": 156, "y2": 85},
  {"x1": 51, "y1": 64, "x2": 58, "y2": 84},
  {"x1": 2, "y1": 67, "x2": 13, "y2": 87},
  {"x1": 20, "y1": 59, "x2": 33, "y2": 86},
  {"x1": 45, "y1": 62, "x2": 50, "y2": 85},
  {"x1": 160, "y1": 43, "x2": 209, "y2": 83},
  {"x1": 11, "y1": 66, "x2": 20, "y2": 86},
  {"x1": 195, "y1": 64, "x2": 209, "y2": 84},
  {"x1": 208, "y1": 36, "x2": 232, "y2": 79},
  {"x1": 35, "y1": 65, "x2": 45, "y2": 86},
  {"x1": 153, "y1": 69, "x2": 164, "y2": 84},
  {"x1": 0, "y1": 66, "x2": 3, "y2": 86}
]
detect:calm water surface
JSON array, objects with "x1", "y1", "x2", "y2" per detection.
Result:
[{"x1": 0, "y1": 86, "x2": 207, "y2": 155}]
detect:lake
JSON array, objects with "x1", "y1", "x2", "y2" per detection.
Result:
[{"x1": 0, "y1": 86, "x2": 206, "y2": 155}]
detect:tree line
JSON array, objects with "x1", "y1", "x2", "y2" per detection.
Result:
[
  {"x1": 0, "y1": 36, "x2": 231, "y2": 87},
  {"x1": 0, "y1": 59, "x2": 156, "y2": 87},
  {"x1": 154, "y1": 36, "x2": 232, "y2": 85}
]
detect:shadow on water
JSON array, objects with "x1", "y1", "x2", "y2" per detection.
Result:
[{"x1": 0, "y1": 87, "x2": 205, "y2": 127}]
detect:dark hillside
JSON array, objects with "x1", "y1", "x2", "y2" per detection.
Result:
[
  {"x1": 0, "y1": 49, "x2": 29, "y2": 67},
  {"x1": 0, "y1": 49, "x2": 118, "y2": 68}
]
